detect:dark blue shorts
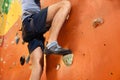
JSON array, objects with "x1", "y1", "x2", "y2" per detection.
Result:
[{"x1": 22, "y1": 7, "x2": 49, "y2": 54}]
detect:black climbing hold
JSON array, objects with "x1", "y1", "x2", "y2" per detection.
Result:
[{"x1": 20, "y1": 56, "x2": 25, "y2": 66}]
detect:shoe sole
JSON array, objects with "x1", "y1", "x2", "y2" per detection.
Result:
[{"x1": 44, "y1": 48, "x2": 72, "y2": 55}]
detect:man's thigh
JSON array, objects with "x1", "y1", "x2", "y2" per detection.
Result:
[{"x1": 46, "y1": 1, "x2": 63, "y2": 23}]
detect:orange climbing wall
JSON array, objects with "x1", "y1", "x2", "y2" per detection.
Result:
[
  {"x1": 1, "y1": 0, "x2": 120, "y2": 80},
  {"x1": 44, "y1": 0, "x2": 120, "y2": 80},
  {"x1": 0, "y1": 0, "x2": 46, "y2": 80}
]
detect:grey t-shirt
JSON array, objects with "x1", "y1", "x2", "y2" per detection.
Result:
[{"x1": 21, "y1": 0, "x2": 41, "y2": 21}]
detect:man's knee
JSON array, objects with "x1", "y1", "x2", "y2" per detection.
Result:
[{"x1": 31, "y1": 47, "x2": 43, "y2": 63}]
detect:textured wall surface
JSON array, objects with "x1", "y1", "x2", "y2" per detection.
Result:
[
  {"x1": 0, "y1": 0, "x2": 120, "y2": 80},
  {"x1": 45, "y1": 0, "x2": 120, "y2": 80}
]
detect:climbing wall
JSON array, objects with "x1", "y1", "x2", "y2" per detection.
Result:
[
  {"x1": 1, "y1": 0, "x2": 120, "y2": 80},
  {"x1": 0, "y1": 0, "x2": 30, "y2": 80},
  {"x1": 0, "y1": 0, "x2": 47, "y2": 80},
  {"x1": 44, "y1": 0, "x2": 120, "y2": 80}
]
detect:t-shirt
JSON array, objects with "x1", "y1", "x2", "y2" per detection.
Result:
[{"x1": 21, "y1": 0, "x2": 41, "y2": 21}]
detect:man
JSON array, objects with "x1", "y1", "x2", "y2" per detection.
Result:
[{"x1": 21, "y1": 0, "x2": 71, "y2": 80}]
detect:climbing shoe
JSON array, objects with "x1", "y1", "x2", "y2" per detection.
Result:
[{"x1": 44, "y1": 44, "x2": 71, "y2": 55}]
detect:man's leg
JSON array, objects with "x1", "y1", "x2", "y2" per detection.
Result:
[
  {"x1": 46, "y1": 0, "x2": 71, "y2": 43},
  {"x1": 44, "y1": 0, "x2": 71, "y2": 54},
  {"x1": 30, "y1": 47, "x2": 44, "y2": 80}
]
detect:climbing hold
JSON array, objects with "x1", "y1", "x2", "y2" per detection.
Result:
[
  {"x1": 56, "y1": 64, "x2": 61, "y2": 70},
  {"x1": 93, "y1": 18, "x2": 104, "y2": 28},
  {"x1": 5, "y1": 3, "x2": 8, "y2": 7},
  {"x1": 2, "y1": 0, "x2": 11, "y2": 14},
  {"x1": 15, "y1": 33, "x2": 20, "y2": 44},
  {"x1": 62, "y1": 54, "x2": 73, "y2": 66},
  {"x1": 20, "y1": 55, "x2": 25, "y2": 66}
]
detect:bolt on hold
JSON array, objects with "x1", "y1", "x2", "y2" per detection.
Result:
[{"x1": 93, "y1": 18, "x2": 104, "y2": 28}]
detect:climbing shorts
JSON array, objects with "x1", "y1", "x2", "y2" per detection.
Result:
[{"x1": 22, "y1": 7, "x2": 49, "y2": 53}]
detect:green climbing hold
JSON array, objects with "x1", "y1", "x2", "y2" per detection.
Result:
[{"x1": 2, "y1": 0, "x2": 12, "y2": 14}]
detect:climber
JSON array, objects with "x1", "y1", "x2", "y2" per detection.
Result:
[{"x1": 21, "y1": 0, "x2": 71, "y2": 80}]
